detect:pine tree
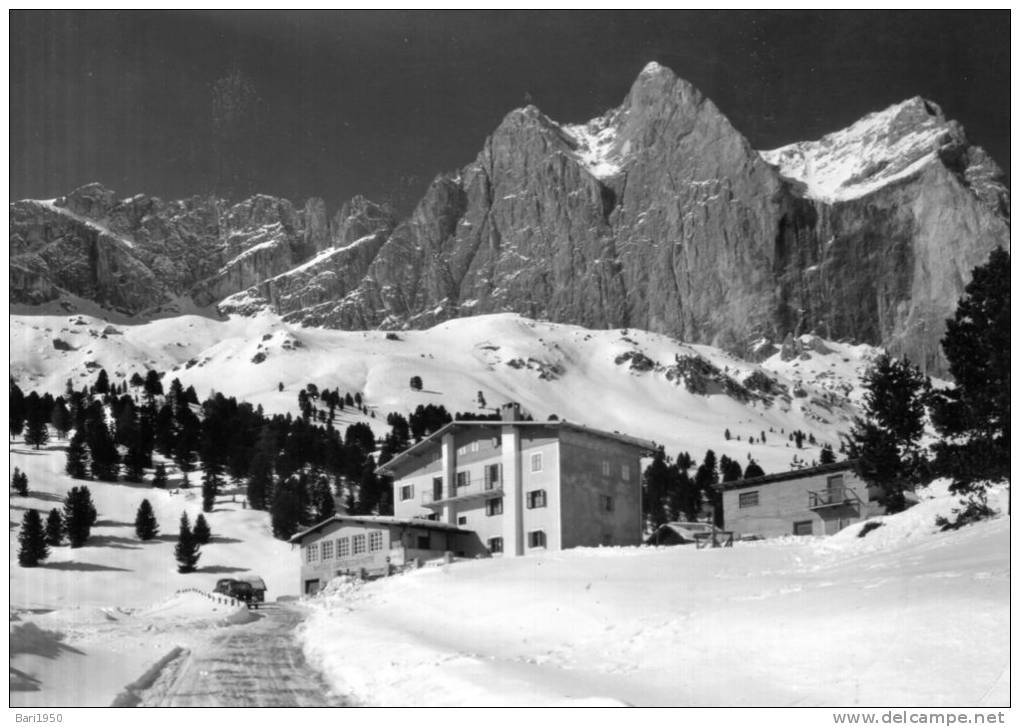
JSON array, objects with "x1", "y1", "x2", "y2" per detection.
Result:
[
  {"x1": 50, "y1": 399, "x2": 71, "y2": 439},
  {"x1": 192, "y1": 513, "x2": 211, "y2": 544},
  {"x1": 10, "y1": 380, "x2": 26, "y2": 440},
  {"x1": 124, "y1": 440, "x2": 149, "y2": 483},
  {"x1": 11, "y1": 467, "x2": 28, "y2": 496},
  {"x1": 174, "y1": 512, "x2": 201, "y2": 573},
  {"x1": 94, "y1": 369, "x2": 110, "y2": 395},
  {"x1": 134, "y1": 499, "x2": 159, "y2": 540},
  {"x1": 18, "y1": 510, "x2": 49, "y2": 567},
  {"x1": 201, "y1": 463, "x2": 223, "y2": 512},
  {"x1": 744, "y1": 460, "x2": 765, "y2": 479},
  {"x1": 819, "y1": 444, "x2": 837, "y2": 464},
  {"x1": 64, "y1": 486, "x2": 98, "y2": 547},
  {"x1": 65, "y1": 430, "x2": 90, "y2": 479},
  {"x1": 719, "y1": 455, "x2": 743, "y2": 482},
  {"x1": 847, "y1": 353, "x2": 928, "y2": 512},
  {"x1": 44, "y1": 508, "x2": 64, "y2": 547},
  {"x1": 695, "y1": 450, "x2": 722, "y2": 526},
  {"x1": 24, "y1": 407, "x2": 49, "y2": 450},
  {"x1": 270, "y1": 477, "x2": 303, "y2": 539},
  {"x1": 930, "y1": 246, "x2": 1010, "y2": 495},
  {"x1": 152, "y1": 462, "x2": 168, "y2": 488},
  {"x1": 642, "y1": 447, "x2": 671, "y2": 530}
]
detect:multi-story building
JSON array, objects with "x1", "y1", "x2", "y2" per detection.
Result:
[
  {"x1": 378, "y1": 403, "x2": 655, "y2": 556},
  {"x1": 714, "y1": 460, "x2": 886, "y2": 538}
]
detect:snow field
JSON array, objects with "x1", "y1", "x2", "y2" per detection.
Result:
[
  {"x1": 11, "y1": 311, "x2": 871, "y2": 474},
  {"x1": 298, "y1": 483, "x2": 1009, "y2": 707},
  {"x1": 9, "y1": 436, "x2": 292, "y2": 707}
]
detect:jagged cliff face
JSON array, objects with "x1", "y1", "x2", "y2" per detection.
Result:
[{"x1": 9, "y1": 63, "x2": 1009, "y2": 372}]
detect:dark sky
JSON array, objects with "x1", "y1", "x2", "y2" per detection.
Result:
[{"x1": 10, "y1": 10, "x2": 1010, "y2": 214}]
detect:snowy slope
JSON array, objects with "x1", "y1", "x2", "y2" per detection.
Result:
[
  {"x1": 759, "y1": 97, "x2": 958, "y2": 202},
  {"x1": 9, "y1": 435, "x2": 290, "y2": 706},
  {"x1": 299, "y1": 482, "x2": 1010, "y2": 707},
  {"x1": 10, "y1": 312, "x2": 876, "y2": 474}
]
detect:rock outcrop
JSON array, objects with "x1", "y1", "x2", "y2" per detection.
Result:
[{"x1": 9, "y1": 63, "x2": 1009, "y2": 373}]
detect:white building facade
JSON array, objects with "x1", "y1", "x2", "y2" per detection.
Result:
[{"x1": 378, "y1": 404, "x2": 654, "y2": 556}]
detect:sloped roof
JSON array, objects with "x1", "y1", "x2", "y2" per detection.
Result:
[
  {"x1": 288, "y1": 514, "x2": 472, "y2": 544},
  {"x1": 376, "y1": 420, "x2": 656, "y2": 477},
  {"x1": 712, "y1": 460, "x2": 857, "y2": 492}
]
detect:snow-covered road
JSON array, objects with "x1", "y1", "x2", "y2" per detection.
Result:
[{"x1": 139, "y1": 604, "x2": 346, "y2": 707}]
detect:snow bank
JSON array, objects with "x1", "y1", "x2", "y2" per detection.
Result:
[{"x1": 299, "y1": 487, "x2": 1009, "y2": 706}]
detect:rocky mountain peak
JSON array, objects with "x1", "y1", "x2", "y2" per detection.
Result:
[{"x1": 9, "y1": 63, "x2": 1009, "y2": 375}]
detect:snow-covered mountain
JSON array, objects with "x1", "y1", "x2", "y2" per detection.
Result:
[
  {"x1": 9, "y1": 63, "x2": 1009, "y2": 374},
  {"x1": 11, "y1": 311, "x2": 880, "y2": 473}
]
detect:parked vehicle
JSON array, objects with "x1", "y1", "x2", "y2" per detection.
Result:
[{"x1": 214, "y1": 578, "x2": 257, "y2": 607}]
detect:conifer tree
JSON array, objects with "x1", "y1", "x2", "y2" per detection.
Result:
[
  {"x1": 192, "y1": 513, "x2": 211, "y2": 544},
  {"x1": 270, "y1": 477, "x2": 303, "y2": 539},
  {"x1": 63, "y1": 486, "x2": 98, "y2": 547},
  {"x1": 642, "y1": 447, "x2": 671, "y2": 530},
  {"x1": 819, "y1": 444, "x2": 837, "y2": 464},
  {"x1": 18, "y1": 510, "x2": 49, "y2": 567},
  {"x1": 50, "y1": 399, "x2": 71, "y2": 439},
  {"x1": 10, "y1": 380, "x2": 26, "y2": 440},
  {"x1": 152, "y1": 462, "x2": 169, "y2": 488},
  {"x1": 174, "y1": 512, "x2": 201, "y2": 573},
  {"x1": 45, "y1": 508, "x2": 64, "y2": 547},
  {"x1": 94, "y1": 369, "x2": 110, "y2": 395},
  {"x1": 11, "y1": 467, "x2": 29, "y2": 496},
  {"x1": 65, "y1": 430, "x2": 90, "y2": 479},
  {"x1": 124, "y1": 441, "x2": 149, "y2": 483},
  {"x1": 134, "y1": 499, "x2": 159, "y2": 540},
  {"x1": 695, "y1": 450, "x2": 722, "y2": 526},
  {"x1": 930, "y1": 246, "x2": 1010, "y2": 495},
  {"x1": 24, "y1": 406, "x2": 49, "y2": 450},
  {"x1": 744, "y1": 460, "x2": 765, "y2": 479},
  {"x1": 201, "y1": 464, "x2": 222, "y2": 513},
  {"x1": 847, "y1": 353, "x2": 928, "y2": 512}
]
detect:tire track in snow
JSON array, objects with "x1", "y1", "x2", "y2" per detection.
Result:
[{"x1": 138, "y1": 603, "x2": 346, "y2": 707}]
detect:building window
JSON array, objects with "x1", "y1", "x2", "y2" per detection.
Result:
[
  {"x1": 432, "y1": 476, "x2": 443, "y2": 501},
  {"x1": 471, "y1": 440, "x2": 479, "y2": 453},
  {"x1": 455, "y1": 471, "x2": 470, "y2": 489},
  {"x1": 338, "y1": 537, "x2": 350, "y2": 558},
  {"x1": 486, "y1": 497, "x2": 503, "y2": 516},
  {"x1": 457, "y1": 443, "x2": 468, "y2": 456},
  {"x1": 527, "y1": 530, "x2": 547, "y2": 549},
  {"x1": 531, "y1": 453, "x2": 543, "y2": 472},
  {"x1": 622, "y1": 464, "x2": 631, "y2": 481},
  {"x1": 601, "y1": 495, "x2": 614, "y2": 512},
  {"x1": 400, "y1": 484, "x2": 415, "y2": 501},
  {"x1": 526, "y1": 489, "x2": 547, "y2": 509},
  {"x1": 306, "y1": 543, "x2": 318, "y2": 563},
  {"x1": 488, "y1": 537, "x2": 504, "y2": 554},
  {"x1": 369, "y1": 531, "x2": 383, "y2": 552},
  {"x1": 417, "y1": 533, "x2": 430, "y2": 549},
  {"x1": 827, "y1": 474, "x2": 845, "y2": 492},
  {"x1": 793, "y1": 521, "x2": 814, "y2": 536},
  {"x1": 601, "y1": 460, "x2": 610, "y2": 476},
  {"x1": 485, "y1": 463, "x2": 501, "y2": 489},
  {"x1": 457, "y1": 515, "x2": 468, "y2": 526},
  {"x1": 352, "y1": 534, "x2": 366, "y2": 554},
  {"x1": 321, "y1": 539, "x2": 334, "y2": 560},
  {"x1": 739, "y1": 491, "x2": 760, "y2": 508}
]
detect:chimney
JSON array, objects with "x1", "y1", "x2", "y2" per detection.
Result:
[{"x1": 500, "y1": 402, "x2": 521, "y2": 421}]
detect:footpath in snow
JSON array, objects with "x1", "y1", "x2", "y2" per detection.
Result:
[{"x1": 298, "y1": 482, "x2": 1010, "y2": 707}]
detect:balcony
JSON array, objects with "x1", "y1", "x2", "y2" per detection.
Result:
[
  {"x1": 422, "y1": 476, "x2": 503, "y2": 508},
  {"x1": 807, "y1": 487, "x2": 862, "y2": 510}
]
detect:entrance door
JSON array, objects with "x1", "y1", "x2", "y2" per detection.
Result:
[{"x1": 304, "y1": 579, "x2": 320, "y2": 595}]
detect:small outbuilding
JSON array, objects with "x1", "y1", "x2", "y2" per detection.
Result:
[{"x1": 289, "y1": 514, "x2": 486, "y2": 595}]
